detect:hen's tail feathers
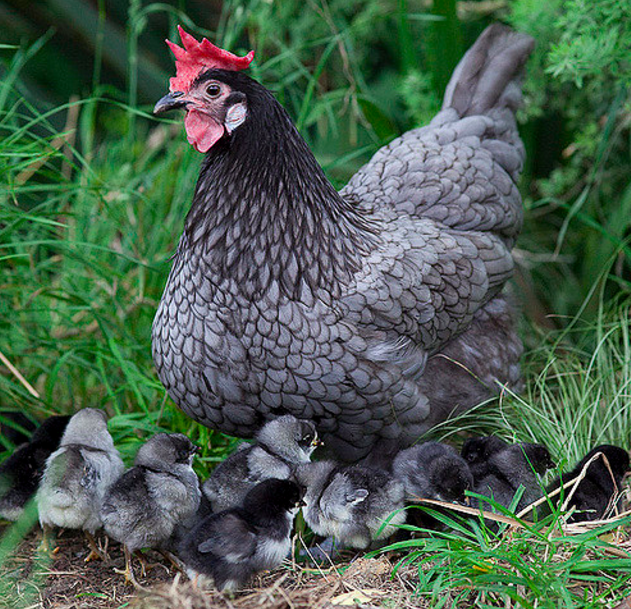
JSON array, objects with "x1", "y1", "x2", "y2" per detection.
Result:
[{"x1": 442, "y1": 24, "x2": 534, "y2": 118}]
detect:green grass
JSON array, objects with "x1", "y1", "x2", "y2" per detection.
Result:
[
  {"x1": 430, "y1": 296, "x2": 631, "y2": 468},
  {"x1": 1, "y1": 1, "x2": 631, "y2": 607},
  {"x1": 380, "y1": 508, "x2": 631, "y2": 608}
]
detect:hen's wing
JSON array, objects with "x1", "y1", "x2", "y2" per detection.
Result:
[
  {"x1": 342, "y1": 24, "x2": 533, "y2": 248},
  {"x1": 342, "y1": 213, "x2": 513, "y2": 354},
  {"x1": 337, "y1": 25, "x2": 532, "y2": 420}
]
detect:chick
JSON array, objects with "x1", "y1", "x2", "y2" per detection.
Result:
[
  {"x1": 203, "y1": 415, "x2": 319, "y2": 512},
  {"x1": 296, "y1": 460, "x2": 338, "y2": 537},
  {"x1": 168, "y1": 492, "x2": 214, "y2": 560},
  {"x1": 392, "y1": 442, "x2": 473, "y2": 530},
  {"x1": 461, "y1": 435, "x2": 509, "y2": 483},
  {"x1": 0, "y1": 415, "x2": 70, "y2": 521},
  {"x1": 473, "y1": 443, "x2": 554, "y2": 514},
  {"x1": 100, "y1": 433, "x2": 200, "y2": 585},
  {"x1": 35, "y1": 409, "x2": 124, "y2": 559},
  {"x1": 0, "y1": 411, "x2": 36, "y2": 447},
  {"x1": 179, "y1": 478, "x2": 304, "y2": 592},
  {"x1": 393, "y1": 442, "x2": 473, "y2": 503},
  {"x1": 298, "y1": 462, "x2": 405, "y2": 550},
  {"x1": 547, "y1": 444, "x2": 629, "y2": 522}
]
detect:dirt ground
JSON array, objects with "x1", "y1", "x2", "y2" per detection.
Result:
[
  {"x1": 0, "y1": 526, "x2": 172, "y2": 609},
  {"x1": 3, "y1": 497, "x2": 631, "y2": 609},
  {"x1": 0, "y1": 525, "x2": 431, "y2": 609}
]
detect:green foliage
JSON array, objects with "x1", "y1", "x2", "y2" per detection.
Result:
[
  {"x1": 485, "y1": 299, "x2": 630, "y2": 465},
  {"x1": 508, "y1": 0, "x2": 631, "y2": 320},
  {"x1": 399, "y1": 69, "x2": 441, "y2": 127},
  {"x1": 381, "y1": 510, "x2": 631, "y2": 608},
  {"x1": 1, "y1": 1, "x2": 631, "y2": 605},
  {"x1": 0, "y1": 37, "x2": 233, "y2": 473},
  {"x1": 547, "y1": 0, "x2": 631, "y2": 89}
]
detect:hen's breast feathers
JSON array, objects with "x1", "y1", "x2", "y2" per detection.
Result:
[
  {"x1": 153, "y1": 211, "x2": 512, "y2": 461},
  {"x1": 152, "y1": 24, "x2": 533, "y2": 461}
]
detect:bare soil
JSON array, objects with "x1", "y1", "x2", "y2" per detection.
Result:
[
  {"x1": 0, "y1": 525, "x2": 172, "y2": 609},
  {"x1": 0, "y1": 525, "x2": 429, "y2": 609}
]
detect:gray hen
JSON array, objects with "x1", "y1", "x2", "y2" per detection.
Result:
[
  {"x1": 298, "y1": 461, "x2": 405, "y2": 549},
  {"x1": 202, "y1": 415, "x2": 318, "y2": 512},
  {"x1": 100, "y1": 433, "x2": 200, "y2": 585},
  {"x1": 152, "y1": 24, "x2": 533, "y2": 462},
  {"x1": 35, "y1": 409, "x2": 124, "y2": 558}
]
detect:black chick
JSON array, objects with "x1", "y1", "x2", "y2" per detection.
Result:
[
  {"x1": 393, "y1": 442, "x2": 473, "y2": 503},
  {"x1": 298, "y1": 461, "x2": 405, "y2": 550},
  {"x1": 0, "y1": 411, "x2": 36, "y2": 447},
  {"x1": 461, "y1": 435, "x2": 509, "y2": 483},
  {"x1": 179, "y1": 478, "x2": 303, "y2": 592},
  {"x1": 202, "y1": 415, "x2": 319, "y2": 512},
  {"x1": 100, "y1": 433, "x2": 200, "y2": 585},
  {"x1": 392, "y1": 442, "x2": 473, "y2": 530},
  {"x1": 547, "y1": 445, "x2": 629, "y2": 522},
  {"x1": 0, "y1": 415, "x2": 70, "y2": 521},
  {"x1": 473, "y1": 443, "x2": 555, "y2": 514}
]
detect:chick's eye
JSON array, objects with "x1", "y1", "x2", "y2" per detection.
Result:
[{"x1": 206, "y1": 83, "x2": 221, "y2": 98}]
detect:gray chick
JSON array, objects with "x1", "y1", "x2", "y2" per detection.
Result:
[
  {"x1": 0, "y1": 415, "x2": 70, "y2": 521},
  {"x1": 35, "y1": 409, "x2": 124, "y2": 559},
  {"x1": 473, "y1": 443, "x2": 555, "y2": 515},
  {"x1": 203, "y1": 415, "x2": 319, "y2": 512},
  {"x1": 461, "y1": 435, "x2": 509, "y2": 483},
  {"x1": 298, "y1": 461, "x2": 405, "y2": 550},
  {"x1": 100, "y1": 433, "x2": 200, "y2": 585}
]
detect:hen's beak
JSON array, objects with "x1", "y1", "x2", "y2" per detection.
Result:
[{"x1": 153, "y1": 91, "x2": 188, "y2": 115}]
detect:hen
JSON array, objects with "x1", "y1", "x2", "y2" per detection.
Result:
[{"x1": 152, "y1": 24, "x2": 533, "y2": 462}]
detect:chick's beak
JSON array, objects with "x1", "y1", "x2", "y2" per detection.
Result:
[
  {"x1": 153, "y1": 91, "x2": 188, "y2": 115},
  {"x1": 311, "y1": 437, "x2": 323, "y2": 448}
]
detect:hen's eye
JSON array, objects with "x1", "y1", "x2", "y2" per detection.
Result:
[{"x1": 206, "y1": 83, "x2": 221, "y2": 98}]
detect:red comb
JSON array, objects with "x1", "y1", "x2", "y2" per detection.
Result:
[{"x1": 166, "y1": 25, "x2": 254, "y2": 93}]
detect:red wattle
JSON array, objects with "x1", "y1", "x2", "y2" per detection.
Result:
[{"x1": 184, "y1": 110, "x2": 225, "y2": 153}]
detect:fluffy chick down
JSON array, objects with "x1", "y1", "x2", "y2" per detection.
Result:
[
  {"x1": 36, "y1": 409, "x2": 124, "y2": 534},
  {"x1": 203, "y1": 415, "x2": 318, "y2": 512},
  {"x1": 298, "y1": 462, "x2": 405, "y2": 549},
  {"x1": 179, "y1": 478, "x2": 303, "y2": 592},
  {"x1": 100, "y1": 433, "x2": 200, "y2": 553}
]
